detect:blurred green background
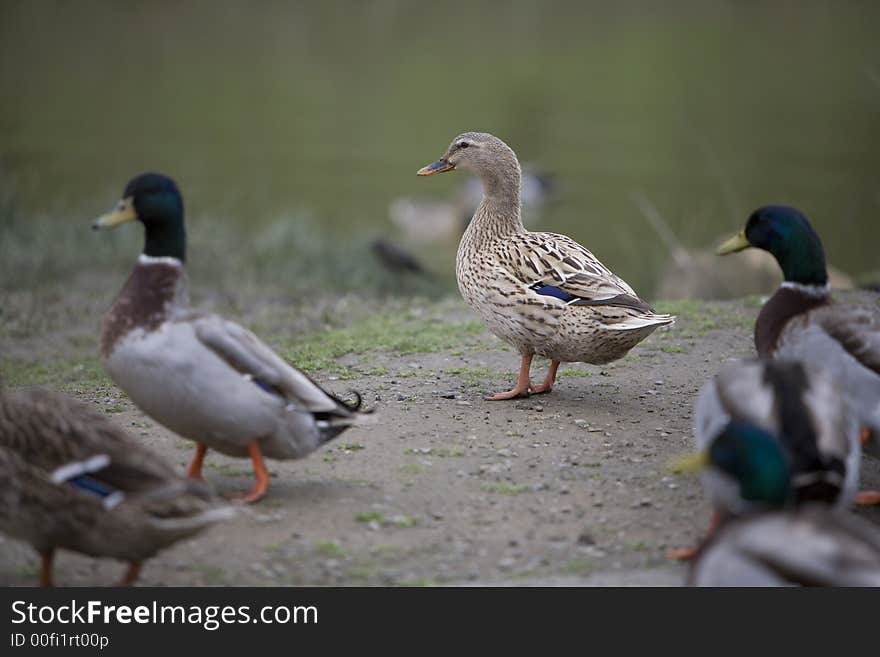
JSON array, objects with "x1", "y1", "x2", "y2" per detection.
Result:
[{"x1": 1, "y1": 0, "x2": 878, "y2": 296}]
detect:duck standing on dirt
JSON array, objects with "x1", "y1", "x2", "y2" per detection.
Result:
[
  {"x1": 93, "y1": 173, "x2": 372, "y2": 503},
  {"x1": 0, "y1": 386, "x2": 232, "y2": 586},
  {"x1": 418, "y1": 132, "x2": 673, "y2": 400},
  {"x1": 718, "y1": 206, "x2": 880, "y2": 502}
]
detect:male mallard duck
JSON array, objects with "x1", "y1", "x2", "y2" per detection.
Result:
[
  {"x1": 692, "y1": 359, "x2": 860, "y2": 513},
  {"x1": 92, "y1": 173, "x2": 372, "y2": 503},
  {"x1": 689, "y1": 505, "x2": 880, "y2": 586},
  {"x1": 718, "y1": 206, "x2": 880, "y2": 501},
  {"x1": 418, "y1": 133, "x2": 673, "y2": 400},
  {"x1": 0, "y1": 387, "x2": 231, "y2": 586},
  {"x1": 667, "y1": 359, "x2": 861, "y2": 559}
]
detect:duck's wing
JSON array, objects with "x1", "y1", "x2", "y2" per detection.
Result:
[
  {"x1": 691, "y1": 507, "x2": 880, "y2": 586},
  {"x1": 1, "y1": 389, "x2": 180, "y2": 486},
  {"x1": 0, "y1": 390, "x2": 220, "y2": 516},
  {"x1": 714, "y1": 359, "x2": 854, "y2": 502},
  {"x1": 778, "y1": 305, "x2": 880, "y2": 434},
  {"x1": 813, "y1": 305, "x2": 880, "y2": 375},
  {"x1": 191, "y1": 315, "x2": 361, "y2": 417},
  {"x1": 502, "y1": 232, "x2": 673, "y2": 325},
  {"x1": 711, "y1": 360, "x2": 776, "y2": 428}
]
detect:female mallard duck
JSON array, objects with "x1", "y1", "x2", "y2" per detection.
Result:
[
  {"x1": 0, "y1": 387, "x2": 231, "y2": 586},
  {"x1": 717, "y1": 206, "x2": 880, "y2": 490},
  {"x1": 92, "y1": 173, "x2": 372, "y2": 503},
  {"x1": 689, "y1": 504, "x2": 880, "y2": 586},
  {"x1": 667, "y1": 359, "x2": 861, "y2": 559},
  {"x1": 418, "y1": 133, "x2": 673, "y2": 400}
]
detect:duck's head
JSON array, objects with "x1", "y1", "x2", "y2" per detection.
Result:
[
  {"x1": 674, "y1": 421, "x2": 792, "y2": 509},
  {"x1": 717, "y1": 206, "x2": 827, "y2": 286},
  {"x1": 417, "y1": 132, "x2": 520, "y2": 184},
  {"x1": 93, "y1": 173, "x2": 186, "y2": 262}
]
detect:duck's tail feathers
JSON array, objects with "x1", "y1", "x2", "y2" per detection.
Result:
[
  {"x1": 148, "y1": 506, "x2": 237, "y2": 535},
  {"x1": 607, "y1": 314, "x2": 675, "y2": 331}
]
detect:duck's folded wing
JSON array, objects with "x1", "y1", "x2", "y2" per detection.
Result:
[
  {"x1": 815, "y1": 305, "x2": 880, "y2": 375},
  {"x1": 504, "y1": 232, "x2": 658, "y2": 313},
  {"x1": 192, "y1": 315, "x2": 343, "y2": 414},
  {"x1": 735, "y1": 509, "x2": 880, "y2": 586}
]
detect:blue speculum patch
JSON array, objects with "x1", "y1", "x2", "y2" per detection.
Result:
[
  {"x1": 68, "y1": 475, "x2": 116, "y2": 498},
  {"x1": 530, "y1": 283, "x2": 578, "y2": 303}
]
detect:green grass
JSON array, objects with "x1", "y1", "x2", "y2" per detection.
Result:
[
  {"x1": 0, "y1": 358, "x2": 111, "y2": 390},
  {"x1": 354, "y1": 511, "x2": 385, "y2": 524},
  {"x1": 559, "y1": 559, "x2": 594, "y2": 575},
  {"x1": 480, "y1": 482, "x2": 529, "y2": 495},
  {"x1": 315, "y1": 541, "x2": 346, "y2": 557},
  {"x1": 338, "y1": 443, "x2": 365, "y2": 452},
  {"x1": 277, "y1": 313, "x2": 485, "y2": 374}
]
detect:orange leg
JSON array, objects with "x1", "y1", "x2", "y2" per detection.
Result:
[
  {"x1": 486, "y1": 354, "x2": 534, "y2": 401},
  {"x1": 118, "y1": 561, "x2": 142, "y2": 587},
  {"x1": 530, "y1": 360, "x2": 560, "y2": 395},
  {"x1": 39, "y1": 549, "x2": 54, "y2": 587},
  {"x1": 186, "y1": 443, "x2": 208, "y2": 480},
  {"x1": 860, "y1": 428, "x2": 872, "y2": 446},
  {"x1": 235, "y1": 441, "x2": 270, "y2": 504},
  {"x1": 665, "y1": 511, "x2": 721, "y2": 561},
  {"x1": 854, "y1": 491, "x2": 880, "y2": 505}
]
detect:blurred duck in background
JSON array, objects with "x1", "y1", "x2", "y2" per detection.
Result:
[
  {"x1": 391, "y1": 163, "x2": 556, "y2": 243},
  {"x1": 0, "y1": 386, "x2": 231, "y2": 586}
]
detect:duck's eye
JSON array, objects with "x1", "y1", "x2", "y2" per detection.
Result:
[{"x1": 458, "y1": 141, "x2": 469, "y2": 149}]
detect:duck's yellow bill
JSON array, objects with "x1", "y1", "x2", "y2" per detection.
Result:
[
  {"x1": 92, "y1": 198, "x2": 136, "y2": 230},
  {"x1": 417, "y1": 159, "x2": 455, "y2": 176},
  {"x1": 668, "y1": 450, "x2": 710, "y2": 474},
  {"x1": 716, "y1": 230, "x2": 751, "y2": 255}
]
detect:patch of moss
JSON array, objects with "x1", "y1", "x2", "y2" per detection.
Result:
[
  {"x1": 480, "y1": 482, "x2": 529, "y2": 495},
  {"x1": 559, "y1": 559, "x2": 594, "y2": 575},
  {"x1": 1, "y1": 358, "x2": 110, "y2": 391},
  {"x1": 315, "y1": 541, "x2": 346, "y2": 557},
  {"x1": 278, "y1": 314, "x2": 485, "y2": 374},
  {"x1": 354, "y1": 511, "x2": 385, "y2": 523}
]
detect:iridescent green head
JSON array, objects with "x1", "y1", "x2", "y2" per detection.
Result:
[
  {"x1": 710, "y1": 421, "x2": 792, "y2": 508},
  {"x1": 717, "y1": 206, "x2": 828, "y2": 286},
  {"x1": 92, "y1": 173, "x2": 186, "y2": 262}
]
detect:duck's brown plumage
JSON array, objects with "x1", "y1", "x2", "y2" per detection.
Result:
[
  {"x1": 0, "y1": 387, "x2": 230, "y2": 585},
  {"x1": 101, "y1": 256, "x2": 188, "y2": 359}
]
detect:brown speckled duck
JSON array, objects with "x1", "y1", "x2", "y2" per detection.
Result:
[
  {"x1": 0, "y1": 387, "x2": 231, "y2": 586},
  {"x1": 418, "y1": 132, "x2": 673, "y2": 400},
  {"x1": 92, "y1": 173, "x2": 373, "y2": 503}
]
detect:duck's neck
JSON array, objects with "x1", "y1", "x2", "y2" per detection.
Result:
[
  {"x1": 100, "y1": 255, "x2": 189, "y2": 358},
  {"x1": 755, "y1": 282, "x2": 831, "y2": 357},
  {"x1": 461, "y1": 167, "x2": 524, "y2": 247}
]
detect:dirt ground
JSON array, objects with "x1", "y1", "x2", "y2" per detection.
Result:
[{"x1": 1, "y1": 284, "x2": 879, "y2": 587}]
